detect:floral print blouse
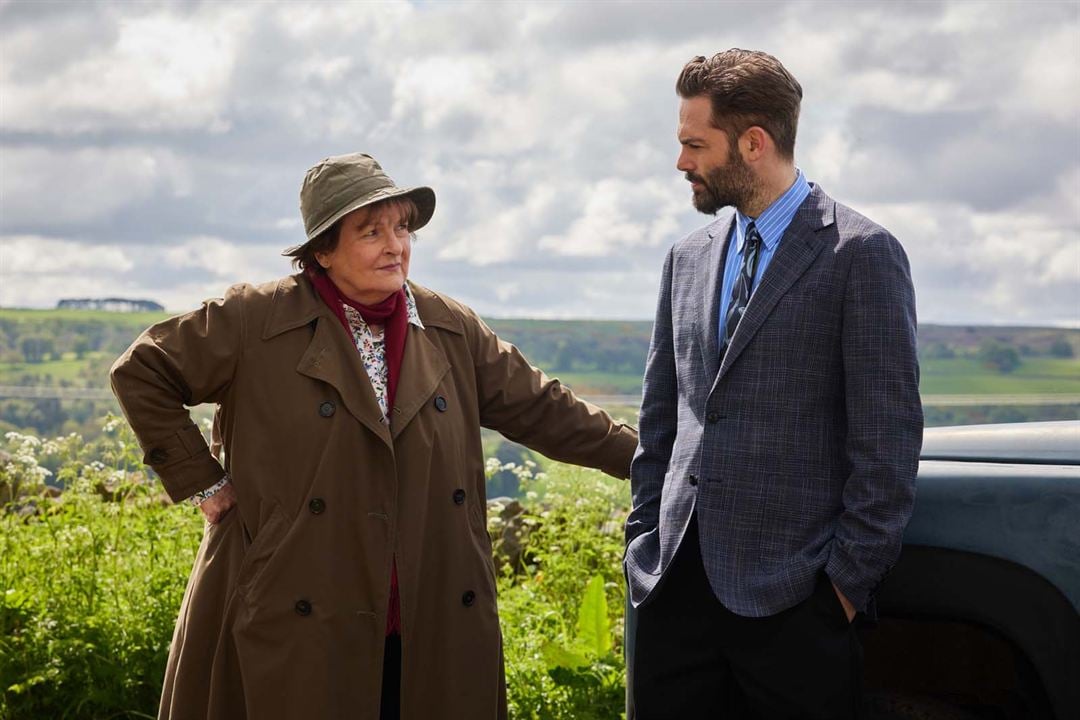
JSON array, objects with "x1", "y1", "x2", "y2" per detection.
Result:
[{"x1": 342, "y1": 284, "x2": 425, "y2": 423}]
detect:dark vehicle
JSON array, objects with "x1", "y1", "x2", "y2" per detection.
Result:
[{"x1": 864, "y1": 421, "x2": 1080, "y2": 720}]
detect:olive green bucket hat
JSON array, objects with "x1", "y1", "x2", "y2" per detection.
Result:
[{"x1": 299, "y1": 153, "x2": 436, "y2": 241}]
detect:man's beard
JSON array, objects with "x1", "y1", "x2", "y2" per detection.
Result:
[{"x1": 687, "y1": 150, "x2": 757, "y2": 215}]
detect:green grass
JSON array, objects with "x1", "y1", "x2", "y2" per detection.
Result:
[
  {"x1": 551, "y1": 372, "x2": 642, "y2": 396},
  {"x1": 919, "y1": 357, "x2": 1080, "y2": 395},
  {"x1": 0, "y1": 308, "x2": 169, "y2": 327},
  {"x1": 0, "y1": 354, "x2": 110, "y2": 385},
  {"x1": 2, "y1": 422, "x2": 632, "y2": 719}
]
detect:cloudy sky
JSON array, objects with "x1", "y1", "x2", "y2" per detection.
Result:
[{"x1": 1, "y1": 0, "x2": 1077, "y2": 326}]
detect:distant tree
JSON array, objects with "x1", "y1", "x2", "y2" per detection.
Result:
[
  {"x1": 74, "y1": 337, "x2": 91, "y2": 360},
  {"x1": 977, "y1": 340, "x2": 1021, "y2": 374},
  {"x1": 553, "y1": 342, "x2": 575, "y2": 372},
  {"x1": 1049, "y1": 337, "x2": 1075, "y2": 358},
  {"x1": 19, "y1": 335, "x2": 54, "y2": 364},
  {"x1": 988, "y1": 406, "x2": 1028, "y2": 424},
  {"x1": 920, "y1": 342, "x2": 955, "y2": 360}
]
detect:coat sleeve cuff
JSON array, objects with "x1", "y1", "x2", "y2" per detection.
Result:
[
  {"x1": 825, "y1": 556, "x2": 874, "y2": 613},
  {"x1": 141, "y1": 424, "x2": 226, "y2": 503},
  {"x1": 599, "y1": 424, "x2": 639, "y2": 480}
]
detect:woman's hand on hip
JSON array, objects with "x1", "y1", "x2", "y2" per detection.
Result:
[{"x1": 200, "y1": 482, "x2": 238, "y2": 524}]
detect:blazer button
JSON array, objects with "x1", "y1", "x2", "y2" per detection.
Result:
[
  {"x1": 434, "y1": 396, "x2": 448, "y2": 412},
  {"x1": 319, "y1": 401, "x2": 336, "y2": 417},
  {"x1": 452, "y1": 488, "x2": 466, "y2": 505},
  {"x1": 308, "y1": 497, "x2": 326, "y2": 515},
  {"x1": 462, "y1": 590, "x2": 476, "y2": 607},
  {"x1": 294, "y1": 599, "x2": 312, "y2": 616},
  {"x1": 148, "y1": 448, "x2": 168, "y2": 464},
  {"x1": 706, "y1": 411, "x2": 720, "y2": 424},
  {"x1": 688, "y1": 474, "x2": 699, "y2": 486}
]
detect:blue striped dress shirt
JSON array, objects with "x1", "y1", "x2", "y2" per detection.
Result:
[{"x1": 717, "y1": 169, "x2": 812, "y2": 349}]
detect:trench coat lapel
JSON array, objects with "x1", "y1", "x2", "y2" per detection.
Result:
[
  {"x1": 391, "y1": 325, "x2": 450, "y2": 440},
  {"x1": 263, "y1": 275, "x2": 392, "y2": 449},
  {"x1": 715, "y1": 186, "x2": 835, "y2": 381},
  {"x1": 297, "y1": 314, "x2": 393, "y2": 448}
]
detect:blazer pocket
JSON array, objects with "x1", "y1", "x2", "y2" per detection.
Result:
[
  {"x1": 813, "y1": 573, "x2": 851, "y2": 631},
  {"x1": 623, "y1": 526, "x2": 661, "y2": 575}
]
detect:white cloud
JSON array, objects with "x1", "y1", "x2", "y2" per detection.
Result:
[
  {"x1": 0, "y1": 147, "x2": 192, "y2": 226},
  {"x1": 0, "y1": 234, "x2": 133, "y2": 274},
  {"x1": 857, "y1": 201, "x2": 1080, "y2": 326},
  {"x1": 537, "y1": 178, "x2": 684, "y2": 257},
  {"x1": 164, "y1": 236, "x2": 283, "y2": 279},
  {"x1": 0, "y1": 234, "x2": 134, "y2": 307},
  {"x1": 437, "y1": 180, "x2": 559, "y2": 265},
  {"x1": 1014, "y1": 23, "x2": 1080, "y2": 123},
  {"x1": 1, "y1": 6, "x2": 247, "y2": 134},
  {"x1": 0, "y1": 0, "x2": 1076, "y2": 324}
]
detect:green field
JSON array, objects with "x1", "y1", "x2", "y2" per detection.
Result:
[
  {"x1": 0, "y1": 307, "x2": 169, "y2": 327},
  {"x1": 552, "y1": 371, "x2": 642, "y2": 395},
  {"x1": 919, "y1": 357, "x2": 1080, "y2": 395},
  {"x1": 1, "y1": 308, "x2": 1078, "y2": 438},
  {"x1": 556, "y1": 357, "x2": 1080, "y2": 400},
  {"x1": 0, "y1": 352, "x2": 114, "y2": 385}
]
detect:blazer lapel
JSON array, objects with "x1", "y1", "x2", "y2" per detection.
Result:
[
  {"x1": 716, "y1": 186, "x2": 835, "y2": 381},
  {"x1": 699, "y1": 213, "x2": 735, "y2": 382},
  {"x1": 296, "y1": 312, "x2": 393, "y2": 450},
  {"x1": 390, "y1": 325, "x2": 450, "y2": 440}
]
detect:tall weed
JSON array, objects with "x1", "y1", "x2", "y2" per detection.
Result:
[
  {"x1": 2, "y1": 425, "x2": 633, "y2": 719},
  {"x1": 1, "y1": 419, "x2": 201, "y2": 719}
]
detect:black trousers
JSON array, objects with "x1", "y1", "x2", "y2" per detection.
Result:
[
  {"x1": 380, "y1": 634, "x2": 400, "y2": 720},
  {"x1": 630, "y1": 515, "x2": 862, "y2": 720}
]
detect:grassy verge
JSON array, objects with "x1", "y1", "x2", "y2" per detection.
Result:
[{"x1": 2, "y1": 422, "x2": 632, "y2": 719}]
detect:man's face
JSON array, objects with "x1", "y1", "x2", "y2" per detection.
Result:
[{"x1": 676, "y1": 96, "x2": 756, "y2": 215}]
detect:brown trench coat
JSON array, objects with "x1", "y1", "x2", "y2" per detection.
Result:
[{"x1": 110, "y1": 274, "x2": 638, "y2": 720}]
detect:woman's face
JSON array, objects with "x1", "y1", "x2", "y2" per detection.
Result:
[{"x1": 316, "y1": 202, "x2": 412, "y2": 305}]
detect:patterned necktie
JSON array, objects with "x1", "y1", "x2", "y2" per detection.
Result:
[{"x1": 721, "y1": 221, "x2": 763, "y2": 356}]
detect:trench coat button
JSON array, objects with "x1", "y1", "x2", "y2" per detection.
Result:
[
  {"x1": 452, "y1": 488, "x2": 466, "y2": 505},
  {"x1": 688, "y1": 474, "x2": 699, "y2": 487},
  {"x1": 319, "y1": 401, "x2": 336, "y2": 418},
  {"x1": 295, "y1": 599, "x2": 312, "y2": 616},
  {"x1": 308, "y1": 497, "x2": 326, "y2": 515},
  {"x1": 434, "y1": 396, "x2": 448, "y2": 412},
  {"x1": 706, "y1": 411, "x2": 720, "y2": 424},
  {"x1": 147, "y1": 448, "x2": 168, "y2": 464},
  {"x1": 462, "y1": 590, "x2": 476, "y2": 607}
]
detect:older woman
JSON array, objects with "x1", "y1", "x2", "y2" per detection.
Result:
[{"x1": 110, "y1": 153, "x2": 638, "y2": 720}]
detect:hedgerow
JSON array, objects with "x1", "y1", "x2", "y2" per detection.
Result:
[{"x1": 1, "y1": 420, "x2": 631, "y2": 719}]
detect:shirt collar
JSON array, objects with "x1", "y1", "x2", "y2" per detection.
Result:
[
  {"x1": 343, "y1": 283, "x2": 425, "y2": 334},
  {"x1": 734, "y1": 168, "x2": 811, "y2": 252},
  {"x1": 403, "y1": 282, "x2": 424, "y2": 330}
]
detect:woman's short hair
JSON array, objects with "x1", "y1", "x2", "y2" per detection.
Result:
[{"x1": 284, "y1": 196, "x2": 421, "y2": 272}]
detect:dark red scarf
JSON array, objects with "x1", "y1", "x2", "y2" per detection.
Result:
[
  {"x1": 306, "y1": 268, "x2": 408, "y2": 411},
  {"x1": 306, "y1": 267, "x2": 407, "y2": 636}
]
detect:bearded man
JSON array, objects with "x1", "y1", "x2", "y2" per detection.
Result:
[{"x1": 624, "y1": 49, "x2": 923, "y2": 718}]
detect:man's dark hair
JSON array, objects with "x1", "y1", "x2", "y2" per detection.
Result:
[
  {"x1": 284, "y1": 196, "x2": 420, "y2": 272},
  {"x1": 676, "y1": 49, "x2": 803, "y2": 160}
]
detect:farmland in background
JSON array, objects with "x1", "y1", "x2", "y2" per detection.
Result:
[{"x1": 1, "y1": 307, "x2": 1077, "y2": 479}]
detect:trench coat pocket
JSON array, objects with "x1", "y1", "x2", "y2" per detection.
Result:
[{"x1": 234, "y1": 508, "x2": 290, "y2": 600}]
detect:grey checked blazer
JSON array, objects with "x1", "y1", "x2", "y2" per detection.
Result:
[{"x1": 625, "y1": 184, "x2": 923, "y2": 617}]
